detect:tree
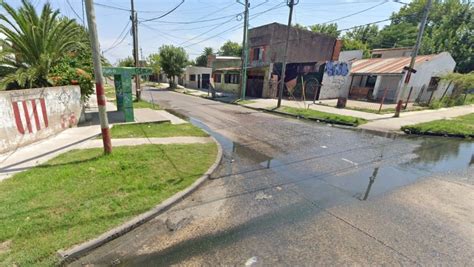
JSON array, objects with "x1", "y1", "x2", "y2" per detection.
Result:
[
  {"x1": 344, "y1": 25, "x2": 379, "y2": 48},
  {"x1": 341, "y1": 38, "x2": 370, "y2": 58},
  {"x1": 195, "y1": 47, "x2": 213, "y2": 67},
  {"x1": 158, "y1": 45, "x2": 188, "y2": 88},
  {"x1": 218, "y1": 41, "x2": 242, "y2": 57},
  {"x1": 0, "y1": 0, "x2": 82, "y2": 89},
  {"x1": 308, "y1": 23, "x2": 340, "y2": 38},
  {"x1": 147, "y1": 53, "x2": 161, "y2": 76},
  {"x1": 117, "y1": 56, "x2": 134, "y2": 67},
  {"x1": 293, "y1": 23, "x2": 308, "y2": 30},
  {"x1": 441, "y1": 72, "x2": 474, "y2": 94},
  {"x1": 371, "y1": 0, "x2": 473, "y2": 73}
]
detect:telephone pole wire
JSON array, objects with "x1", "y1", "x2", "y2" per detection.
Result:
[
  {"x1": 239, "y1": 0, "x2": 250, "y2": 100},
  {"x1": 84, "y1": 0, "x2": 112, "y2": 154},
  {"x1": 277, "y1": 0, "x2": 297, "y2": 108},
  {"x1": 131, "y1": 0, "x2": 141, "y2": 100},
  {"x1": 394, "y1": 0, "x2": 432, "y2": 117}
]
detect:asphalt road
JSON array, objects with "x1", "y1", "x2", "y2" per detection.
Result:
[{"x1": 72, "y1": 89, "x2": 474, "y2": 266}]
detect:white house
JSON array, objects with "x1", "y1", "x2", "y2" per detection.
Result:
[
  {"x1": 319, "y1": 50, "x2": 456, "y2": 104},
  {"x1": 348, "y1": 52, "x2": 456, "y2": 103},
  {"x1": 184, "y1": 66, "x2": 212, "y2": 90}
]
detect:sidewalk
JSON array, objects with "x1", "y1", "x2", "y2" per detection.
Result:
[
  {"x1": 240, "y1": 98, "x2": 393, "y2": 120},
  {"x1": 236, "y1": 98, "x2": 473, "y2": 133},
  {"x1": 0, "y1": 97, "x2": 186, "y2": 181},
  {"x1": 360, "y1": 104, "x2": 474, "y2": 132}
]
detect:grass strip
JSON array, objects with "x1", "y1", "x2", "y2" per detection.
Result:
[
  {"x1": 0, "y1": 143, "x2": 217, "y2": 266},
  {"x1": 278, "y1": 106, "x2": 367, "y2": 126},
  {"x1": 401, "y1": 113, "x2": 474, "y2": 138},
  {"x1": 110, "y1": 122, "x2": 209, "y2": 138}
]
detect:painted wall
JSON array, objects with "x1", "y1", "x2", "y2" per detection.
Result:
[
  {"x1": 214, "y1": 73, "x2": 240, "y2": 94},
  {"x1": 402, "y1": 52, "x2": 456, "y2": 102},
  {"x1": 0, "y1": 86, "x2": 82, "y2": 154},
  {"x1": 375, "y1": 75, "x2": 403, "y2": 102},
  {"x1": 184, "y1": 66, "x2": 212, "y2": 89},
  {"x1": 319, "y1": 61, "x2": 352, "y2": 99}
]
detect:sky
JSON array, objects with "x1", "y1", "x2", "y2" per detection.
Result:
[{"x1": 3, "y1": 0, "x2": 412, "y2": 64}]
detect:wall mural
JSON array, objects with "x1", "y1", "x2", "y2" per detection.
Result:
[
  {"x1": 325, "y1": 61, "x2": 349, "y2": 76},
  {"x1": 11, "y1": 98, "x2": 49, "y2": 135}
]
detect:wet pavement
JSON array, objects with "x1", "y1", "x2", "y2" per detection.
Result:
[{"x1": 71, "y1": 90, "x2": 474, "y2": 266}]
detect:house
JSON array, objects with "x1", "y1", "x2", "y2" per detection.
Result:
[
  {"x1": 347, "y1": 52, "x2": 456, "y2": 103},
  {"x1": 370, "y1": 47, "x2": 413, "y2": 58},
  {"x1": 208, "y1": 55, "x2": 242, "y2": 94},
  {"x1": 184, "y1": 66, "x2": 212, "y2": 90},
  {"x1": 245, "y1": 22, "x2": 341, "y2": 99}
]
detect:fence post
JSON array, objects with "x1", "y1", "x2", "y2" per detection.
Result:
[
  {"x1": 404, "y1": 86, "x2": 414, "y2": 110},
  {"x1": 427, "y1": 90, "x2": 436, "y2": 105},
  {"x1": 378, "y1": 87, "x2": 388, "y2": 113}
]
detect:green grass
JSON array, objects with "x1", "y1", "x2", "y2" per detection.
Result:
[
  {"x1": 133, "y1": 99, "x2": 160, "y2": 110},
  {"x1": 278, "y1": 106, "x2": 367, "y2": 126},
  {"x1": 110, "y1": 122, "x2": 209, "y2": 138},
  {"x1": 0, "y1": 143, "x2": 217, "y2": 266},
  {"x1": 401, "y1": 113, "x2": 474, "y2": 138}
]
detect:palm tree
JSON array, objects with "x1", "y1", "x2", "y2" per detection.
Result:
[{"x1": 0, "y1": 0, "x2": 81, "y2": 89}]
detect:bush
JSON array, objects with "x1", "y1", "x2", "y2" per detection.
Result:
[
  {"x1": 429, "y1": 95, "x2": 467, "y2": 109},
  {"x1": 49, "y1": 61, "x2": 94, "y2": 100}
]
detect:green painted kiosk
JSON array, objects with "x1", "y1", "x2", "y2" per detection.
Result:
[{"x1": 103, "y1": 67, "x2": 152, "y2": 122}]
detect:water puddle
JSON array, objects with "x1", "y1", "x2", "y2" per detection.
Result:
[{"x1": 191, "y1": 116, "x2": 473, "y2": 204}]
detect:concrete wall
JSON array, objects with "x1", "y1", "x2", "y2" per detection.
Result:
[
  {"x1": 371, "y1": 48, "x2": 412, "y2": 58},
  {"x1": 375, "y1": 75, "x2": 403, "y2": 102},
  {"x1": 249, "y1": 23, "x2": 336, "y2": 64},
  {"x1": 339, "y1": 50, "x2": 363, "y2": 62},
  {"x1": 402, "y1": 52, "x2": 456, "y2": 102},
  {"x1": 213, "y1": 73, "x2": 240, "y2": 94},
  {"x1": 0, "y1": 86, "x2": 82, "y2": 154},
  {"x1": 319, "y1": 61, "x2": 353, "y2": 100},
  {"x1": 184, "y1": 66, "x2": 212, "y2": 89}
]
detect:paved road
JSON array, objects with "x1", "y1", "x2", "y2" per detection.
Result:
[{"x1": 72, "y1": 90, "x2": 474, "y2": 266}]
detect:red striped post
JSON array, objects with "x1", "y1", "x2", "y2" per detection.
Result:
[{"x1": 85, "y1": 0, "x2": 112, "y2": 154}]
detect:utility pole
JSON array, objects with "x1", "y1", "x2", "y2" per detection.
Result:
[
  {"x1": 277, "y1": 0, "x2": 297, "y2": 108},
  {"x1": 85, "y1": 0, "x2": 112, "y2": 154},
  {"x1": 81, "y1": 0, "x2": 86, "y2": 28},
  {"x1": 394, "y1": 0, "x2": 432, "y2": 117},
  {"x1": 131, "y1": 0, "x2": 141, "y2": 100},
  {"x1": 238, "y1": 0, "x2": 250, "y2": 100}
]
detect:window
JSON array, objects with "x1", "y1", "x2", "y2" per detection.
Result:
[
  {"x1": 253, "y1": 48, "x2": 261, "y2": 61},
  {"x1": 224, "y1": 74, "x2": 240, "y2": 84},
  {"x1": 371, "y1": 53, "x2": 382, "y2": 58},
  {"x1": 427, "y1": 77, "x2": 440, "y2": 91},
  {"x1": 365, "y1": 75, "x2": 377, "y2": 87},
  {"x1": 214, "y1": 74, "x2": 221, "y2": 83},
  {"x1": 189, "y1": 74, "x2": 196, "y2": 81}
]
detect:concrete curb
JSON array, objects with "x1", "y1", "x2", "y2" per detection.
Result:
[{"x1": 57, "y1": 135, "x2": 223, "y2": 264}]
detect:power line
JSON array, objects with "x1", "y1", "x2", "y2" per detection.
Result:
[
  {"x1": 65, "y1": 0, "x2": 84, "y2": 25},
  {"x1": 103, "y1": 21, "x2": 131, "y2": 53},
  {"x1": 182, "y1": 2, "x2": 286, "y2": 48},
  {"x1": 139, "y1": 0, "x2": 186, "y2": 22},
  {"x1": 320, "y1": 0, "x2": 389, "y2": 24},
  {"x1": 140, "y1": 13, "x2": 240, "y2": 25},
  {"x1": 93, "y1": 2, "x2": 166, "y2": 13}
]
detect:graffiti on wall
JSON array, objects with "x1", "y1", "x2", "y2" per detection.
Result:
[
  {"x1": 58, "y1": 87, "x2": 77, "y2": 129},
  {"x1": 11, "y1": 98, "x2": 49, "y2": 135},
  {"x1": 325, "y1": 61, "x2": 349, "y2": 76}
]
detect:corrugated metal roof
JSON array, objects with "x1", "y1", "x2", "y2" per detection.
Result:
[{"x1": 351, "y1": 55, "x2": 437, "y2": 75}]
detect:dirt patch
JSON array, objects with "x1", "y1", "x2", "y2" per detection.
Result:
[{"x1": 0, "y1": 240, "x2": 12, "y2": 254}]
